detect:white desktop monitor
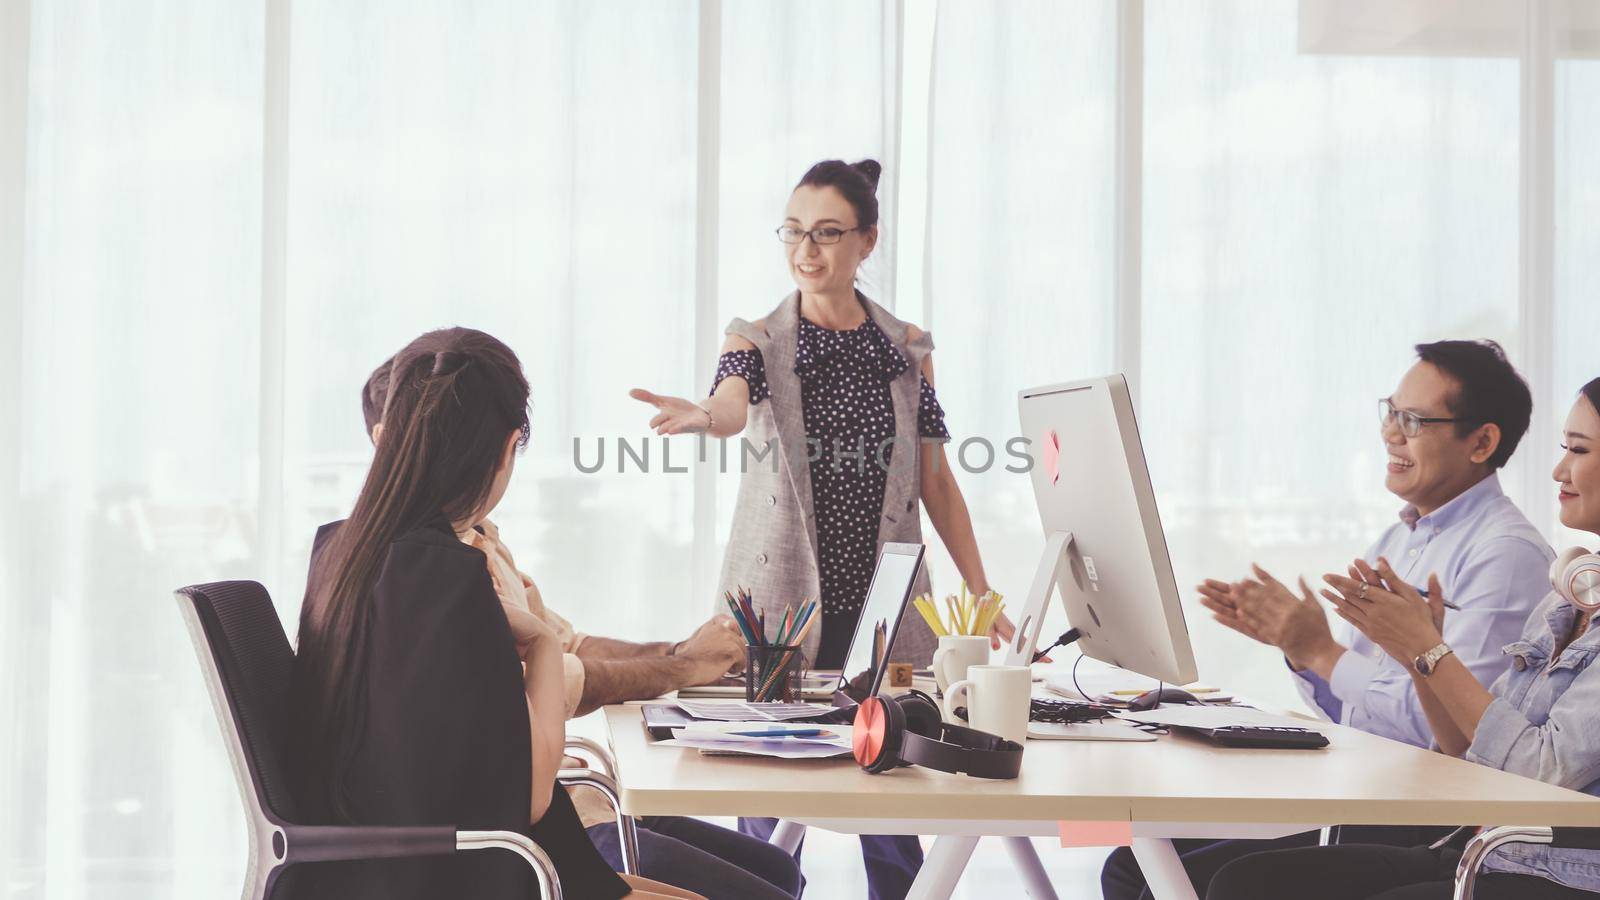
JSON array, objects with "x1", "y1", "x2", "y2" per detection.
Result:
[{"x1": 1005, "y1": 374, "x2": 1199, "y2": 686}]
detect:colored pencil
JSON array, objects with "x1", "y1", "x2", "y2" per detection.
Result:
[
  {"x1": 912, "y1": 596, "x2": 948, "y2": 637},
  {"x1": 725, "y1": 594, "x2": 759, "y2": 645}
]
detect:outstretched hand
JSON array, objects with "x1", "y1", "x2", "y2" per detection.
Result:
[{"x1": 630, "y1": 388, "x2": 711, "y2": 435}]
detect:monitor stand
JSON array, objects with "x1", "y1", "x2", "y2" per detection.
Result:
[
  {"x1": 1003, "y1": 530, "x2": 1078, "y2": 667},
  {"x1": 1009, "y1": 531, "x2": 1153, "y2": 742}
]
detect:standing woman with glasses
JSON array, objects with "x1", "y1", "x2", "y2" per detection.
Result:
[{"x1": 631, "y1": 159, "x2": 1005, "y2": 899}]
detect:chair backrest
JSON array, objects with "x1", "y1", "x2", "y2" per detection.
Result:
[{"x1": 175, "y1": 581, "x2": 300, "y2": 855}]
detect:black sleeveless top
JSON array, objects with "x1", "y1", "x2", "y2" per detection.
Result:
[{"x1": 287, "y1": 520, "x2": 628, "y2": 900}]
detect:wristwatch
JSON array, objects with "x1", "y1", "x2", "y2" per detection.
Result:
[{"x1": 1413, "y1": 642, "x2": 1455, "y2": 677}]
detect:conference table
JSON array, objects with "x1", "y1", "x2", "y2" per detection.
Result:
[{"x1": 601, "y1": 703, "x2": 1600, "y2": 899}]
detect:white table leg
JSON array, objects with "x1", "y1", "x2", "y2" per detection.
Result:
[
  {"x1": 906, "y1": 835, "x2": 980, "y2": 900},
  {"x1": 1001, "y1": 836, "x2": 1059, "y2": 899},
  {"x1": 1131, "y1": 837, "x2": 1199, "y2": 900},
  {"x1": 768, "y1": 819, "x2": 806, "y2": 855}
]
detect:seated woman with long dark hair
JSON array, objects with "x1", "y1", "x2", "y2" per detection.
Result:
[{"x1": 288, "y1": 327, "x2": 695, "y2": 900}]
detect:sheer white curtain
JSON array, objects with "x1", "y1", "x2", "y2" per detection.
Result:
[{"x1": 7, "y1": 2, "x2": 265, "y2": 896}]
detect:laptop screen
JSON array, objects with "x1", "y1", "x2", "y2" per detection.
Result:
[{"x1": 836, "y1": 543, "x2": 925, "y2": 703}]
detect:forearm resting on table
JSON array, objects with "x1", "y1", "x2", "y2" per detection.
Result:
[
  {"x1": 576, "y1": 634, "x2": 675, "y2": 660},
  {"x1": 524, "y1": 641, "x2": 567, "y2": 822},
  {"x1": 575, "y1": 654, "x2": 701, "y2": 716}
]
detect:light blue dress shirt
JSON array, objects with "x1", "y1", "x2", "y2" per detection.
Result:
[{"x1": 1294, "y1": 473, "x2": 1553, "y2": 747}]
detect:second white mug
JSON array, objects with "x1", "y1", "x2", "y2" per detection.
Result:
[{"x1": 941, "y1": 664, "x2": 1031, "y2": 746}]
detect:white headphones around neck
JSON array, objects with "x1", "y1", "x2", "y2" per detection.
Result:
[{"x1": 1551, "y1": 547, "x2": 1600, "y2": 611}]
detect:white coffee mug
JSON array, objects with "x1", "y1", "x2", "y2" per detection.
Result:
[
  {"x1": 931, "y1": 634, "x2": 991, "y2": 695},
  {"x1": 941, "y1": 664, "x2": 1031, "y2": 746}
]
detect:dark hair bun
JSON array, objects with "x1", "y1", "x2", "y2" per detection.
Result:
[
  {"x1": 796, "y1": 159, "x2": 883, "y2": 229},
  {"x1": 852, "y1": 159, "x2": 883, "y2": 191}
]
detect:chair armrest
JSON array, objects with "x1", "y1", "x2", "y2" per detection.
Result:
[
  {"x1": 459, "y1": 829, "x2": 563, "y2": 900},
  {"x1": 282, "y1": 823, "x2": 457, "y2": 864},
  {"x1": 1453, "y1": 826, "x2": 1553, "y2": 900},
  {"x1": 280, "y1": 824, "x2": 561, "y2": 900},
  {"x1": 563, "y1": 735, "x2": 617, "y2": 779},
  {"x1": 558, "y1": 768, "x2": 640, "y2": 876}
]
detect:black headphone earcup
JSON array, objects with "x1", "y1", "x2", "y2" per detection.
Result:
[
  {"x1": 868, "y1": 694, "x2": 907, "y2": 774},
  {"x1": 898, "y1": 690, "x2": 943, "y2": 739}
]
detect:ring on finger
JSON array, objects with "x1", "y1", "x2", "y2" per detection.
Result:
[{"x1": 1359, "y1": 582, "x2": 1369, "y2": 600}]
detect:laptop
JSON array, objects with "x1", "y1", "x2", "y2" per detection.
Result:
[
  {"x1": 646, "y1": 542, "x2": 926, "y2": 735},
  {"x1": 832, "y1": 542, "x2": 925, "y2": 705}
]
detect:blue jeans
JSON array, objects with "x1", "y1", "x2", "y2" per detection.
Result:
[
  {"x1": 588, "y1": 815, "x2": 801, "y2": 900},
  {"x1": 740, "y1": 816, "x2": 924, "y2": 900}
]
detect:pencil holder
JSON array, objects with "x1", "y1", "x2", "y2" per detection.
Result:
[{"x1": 746, "y1": 644, "x2": 806, "y2": 703}]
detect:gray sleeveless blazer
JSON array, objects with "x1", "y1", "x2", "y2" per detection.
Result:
[{"x1": 717, "y1": 292, "x2": 938, "y2": 668}]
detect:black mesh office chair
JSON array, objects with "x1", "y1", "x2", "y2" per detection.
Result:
[
  {"x1": 174, "y1": 580, "x2": 565, "y2": 899},
  {"x1": 1454, "y1": 826, "x2": 1600, "y2": 900}
]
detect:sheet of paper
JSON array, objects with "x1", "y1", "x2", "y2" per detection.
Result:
[
  {"x1": 675, "y1": 699, "x2": 832, "y2": 722},
  {"x1": 656, "y1": 728, "x2": 854, "y2": 760},
  {"x1": 673, "y1": 722, "x2": 847, "y2": 744},
  {"x1": 1111, "y1": 705, "x2": 1322, "y2": 732},
  {"x1": 1042, "y1": 667, "x2": 1231, "y2": 704}
]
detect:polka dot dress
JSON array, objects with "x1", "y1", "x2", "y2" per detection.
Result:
[{"x1": 712, "y1": 314, "x2": 950, "y2": 668}]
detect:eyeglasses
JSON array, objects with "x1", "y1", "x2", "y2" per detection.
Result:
[
  {"x1": 776, "y1": 224, "x2": 861, "y2": 245},
  {"x1": 1379, "y1": 398, "x2": 1470, "y2": 438}
]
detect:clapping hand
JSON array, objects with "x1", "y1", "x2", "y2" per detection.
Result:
[
  {"x1": 1200, "y1": 564, "x2": 1340, "y2": 672},
  {"x1": 1321, "y1": 557, "x2": 1445, "y2": 667}
]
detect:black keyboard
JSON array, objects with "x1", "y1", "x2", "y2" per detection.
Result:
[
  {"x1": 1028, "y1": 697, "x2": 1116, "y2": 725},
  {"x1": 1183, "y1": 724, "x2": 1329, "y2": 750}
]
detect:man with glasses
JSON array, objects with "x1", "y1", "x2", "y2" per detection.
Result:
[{"x1": 1102, "y1": 340, "x2": 1554, "y2": 900}]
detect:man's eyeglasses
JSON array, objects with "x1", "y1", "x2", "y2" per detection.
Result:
[
  {"x1": 776, "y1": 225, "x2": 860, "y2": 245},
  {"x1": 1379, "y1": 398, "x2": 1470, "y2": 438}
]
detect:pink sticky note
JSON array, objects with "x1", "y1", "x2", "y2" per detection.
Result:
[
  {"x1": 1058, "y1": 820, "x2": 1133, "y2": 848},
  {"x1": 1042, "y1": 429, "x2": 1061, "y2": 485}
]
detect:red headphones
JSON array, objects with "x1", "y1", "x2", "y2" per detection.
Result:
[{"x1": 852, "y1": 689, "x2": 1024, "y2": 780}]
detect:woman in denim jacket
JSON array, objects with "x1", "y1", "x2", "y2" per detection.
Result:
[{"x1": 1207, "y1": 378, "x2": 1600, "y2": 900}]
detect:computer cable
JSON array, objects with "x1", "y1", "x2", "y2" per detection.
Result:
[{"x1": 1031, "y1": 627, "x2": 1082, "y2": 664}]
